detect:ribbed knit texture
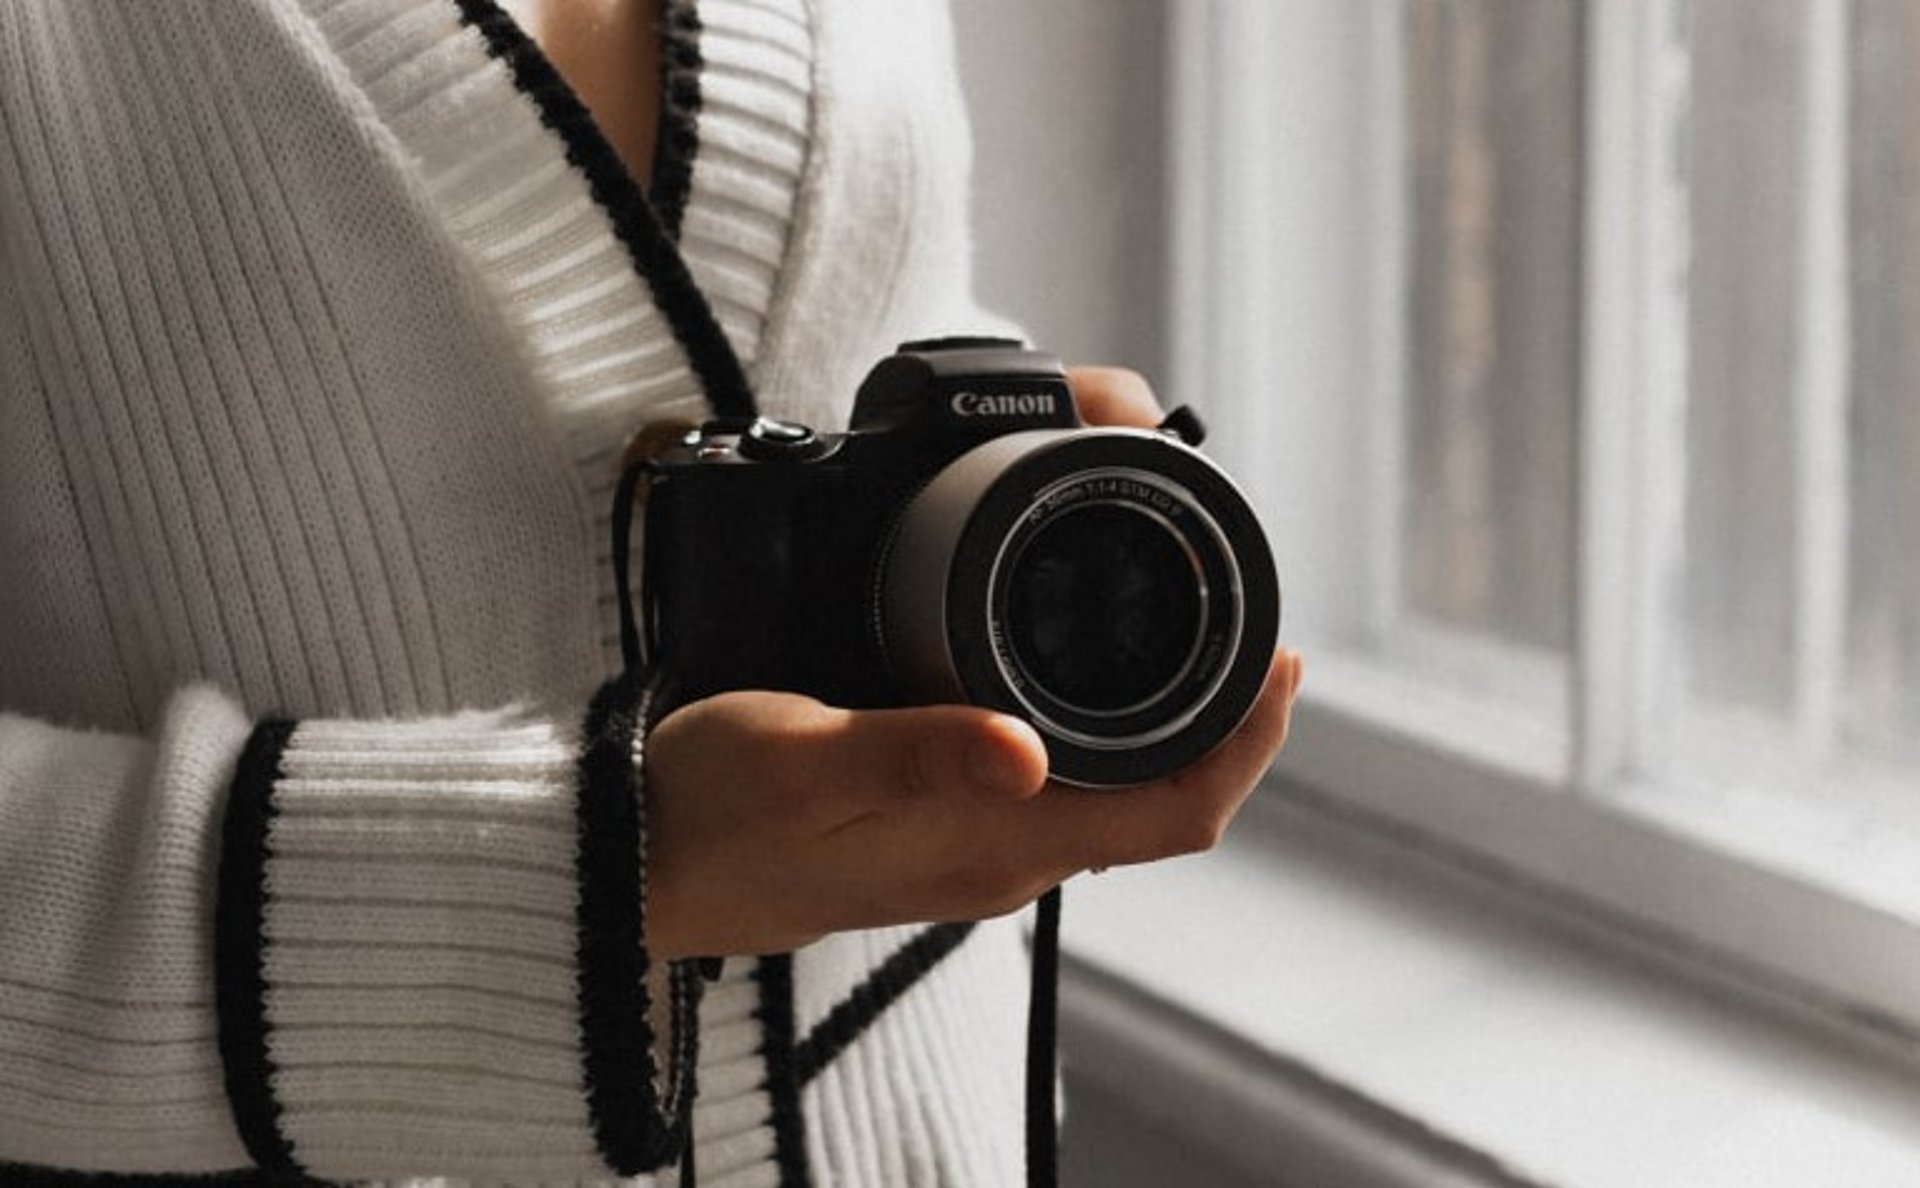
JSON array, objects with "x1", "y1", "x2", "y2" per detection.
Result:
[
  {"x1": 303, "y1": 0, "x2": 811, "y2": 671},
  {"x1": 0, "y1": 691, "x2": 254, "y2": 1173},
  {"x1": 793, "y1": 923, "x2": 1029, "y2": 1188},
  {"x1": 0, "y1": 0, "x2": 1025, "y2": 1182},
  {"x1": 0, "y1": 0, "x2": 602, "y2": 729},
  {"x1": 266, "y1": 713, "x2": 602, "y2": 1179},
  {"x1": 289, "y1": 2, "x2": 810, "y2": 1179},
  {"x1": 681, "y1": 0, "x2": 812, "y2": 372}
]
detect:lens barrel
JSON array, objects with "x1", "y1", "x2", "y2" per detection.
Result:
[{"x1": 881, "y1": 429, "x2": 1280, "y2": 787}]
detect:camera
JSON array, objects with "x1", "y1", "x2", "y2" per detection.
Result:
[{"x1": 638, "y1": 337, "x2": 1281, "y2": 787}]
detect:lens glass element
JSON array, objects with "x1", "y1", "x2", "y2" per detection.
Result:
[{"x1": 1004, "y1": 501, "x2": 1204, "y2": 716}]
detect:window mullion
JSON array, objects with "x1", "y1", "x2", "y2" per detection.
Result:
[
  {"x1": 1578, "y1": 0, "x2": 1691, "y2": 795},
  {"x1": 1794, "y1": 0, "x2": 1853, "y2": 766},
  {"x1": 1634, "y1": 0, "x2": 1695, "y2": 788},
  {"x1": 1165, "y1": 0, "x2": 1217, "y2": 433},
  {"x1": 1363, "y1": 0, "x2": 1409, "y2": 652},
  {"x1": 1165, "y1": 0, "x2": 1383, "y2": 652}
]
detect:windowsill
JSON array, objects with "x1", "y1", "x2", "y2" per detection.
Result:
[
  {"x1": 1303, "y1": 649, "x2": 1570, "y2": 791},
  {"x1": 1274, "y1": 689, "x2": 1920, "y2": 1034},
  {"x1": 1059, "y1": 781, "x2": 1920, "y2": 1187}
]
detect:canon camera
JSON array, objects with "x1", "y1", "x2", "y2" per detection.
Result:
[{"x1": 638, "y1": 337, "x2": 1281, "y2": 786}]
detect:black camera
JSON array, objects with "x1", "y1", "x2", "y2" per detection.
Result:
[{"x1": 638, "y1": 338, "x2": 1280, "y2": 787}]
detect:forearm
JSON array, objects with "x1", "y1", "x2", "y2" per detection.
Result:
[{"x1": 0, "y1": 683, "x2": 690, "y2": 1181}]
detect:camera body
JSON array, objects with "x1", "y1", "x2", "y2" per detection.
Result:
[{"x1": 641, "y1": 337, "x2": 1280, "y2": 787}]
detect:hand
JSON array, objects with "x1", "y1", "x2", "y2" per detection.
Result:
[
  {"x1": 639, "y1": 365, "x2": 1301, "y2": 959},
  {"x1": 1065, "y1": 364, "x2": 1165, "y2": 429}
]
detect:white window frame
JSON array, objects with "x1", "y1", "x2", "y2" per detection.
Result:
[{"x1": 1171, "y1": 0, "x2": 1920, "y2": 1041}]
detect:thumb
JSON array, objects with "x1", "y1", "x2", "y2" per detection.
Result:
[
  {"x1": 652, "y1": 691, "x2": 1051, "y2": 809},
  {"x1": 790, "y1": 701, "x2": 1051, "y2": 805}
]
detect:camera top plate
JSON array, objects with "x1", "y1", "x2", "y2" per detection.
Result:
[{"x1": 850, "y1": 337, "x2": 1080, "y2": 438}]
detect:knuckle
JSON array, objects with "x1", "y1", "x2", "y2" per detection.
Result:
[
  {"x1": 981, "y1": 877, "x2": 1049, "y2": 921},
  {"x1": 902, "y1": 728, "x2": 948, "y2": 800},
  {"x1": 983, "y1": 889, "x2": 1042, "y2": 921},
  {"x1": 1070, "y1": 367, "x2": 1161, "y2": 427},
  {"x1": 784, "y1": 928, "x2": 831, "y2": 953},
  {"x1": 1114, "y1": 369, "x2": 1159, "y2": 408},
  {"x1": 936, "y1": 860, "x2": 1003, "y2": 911},
  {"x1": 932, "y1": 856, "x2": 1032, "y2": 919},
  {"x1": 1080, "y1": 363, "x2": 1148, "y2": 390},
  {"x1": 1163, "y1": 807, "x2": 1231, "y2": 856},
  {"x1": 817, "y1": 883, "x2": 895, "y2": 936}
]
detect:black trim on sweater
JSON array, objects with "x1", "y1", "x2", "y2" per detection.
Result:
[
  {"x1": 451, "y1": 0, "x2": 757, "y2": 423},
  {"x1": 791, "y1": 923, "x2": 976, "y2": 1086},
  {"x1": 753, "y1": 955, "x2": 814, "y2": 1188},
  {"x1": 214, "y1": 718, "x2": 304, "y2": 1182},
  {"x1": 758, "y1": 926, "x2": 978, "y2": 1184},
  {"x1": 577, "y1": 673, "x2": 695, "y2": 1174},
  {"x1": 651, "y1": 0, "x2": 704, "y2": 241}
]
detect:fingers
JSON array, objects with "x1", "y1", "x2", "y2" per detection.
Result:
[
  {"x1": 804, "y1": 701, "x2": 1050, "y2": 804},
  {"x1": 1026, "y1": 650, "x2": 1302, "y2": 875},
  {"x1": 1067, "y1": 365, "x2": 1162, "y2": 428},
  {"x1": 657, "y1": 690, "x2": 1050, "y2": 813},
  {"x1": 643, "y1": 692, "x2": 1054, "y2": 955},
  {"x1": 644, "y1": 650, "x2": 1302, "y2": 948},
  {"x1": 1170, "y1": 649, "x2": 1301, "y2": 798},
  {"x1": 866, "y1": 650, "x2": 1302, "y2": 920}
]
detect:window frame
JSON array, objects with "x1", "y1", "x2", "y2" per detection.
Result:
[{"x1": 1171, "y1": 0, "x2": 1920, "y2": 1041}]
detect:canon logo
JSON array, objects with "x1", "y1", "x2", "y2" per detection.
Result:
[{"x1": 950, "y1": 390, "x2": 1058, "y2": 417}]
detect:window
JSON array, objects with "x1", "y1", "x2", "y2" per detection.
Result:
[{"x1": 1175, "y1": 0, "x2": 1920, "y2": 1033}]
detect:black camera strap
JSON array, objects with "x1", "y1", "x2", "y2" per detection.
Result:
[
  {"x1": 610, "y1": 440, "x2": 1064, "y2": 1188},
  {"x1": 1028, "y1": 885, "x2": 1063, "y2": 1188},
  {"x1": 611, "y1": 448, "x2": 654, "y2": 675}
]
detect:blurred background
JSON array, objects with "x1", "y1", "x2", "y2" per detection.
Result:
[
  {"x1": 953, "y1": 2, "x2": 1920, "y2": 1185},
  {"x1": 953, "y1": 1, "x2": 1172, "y2": 376}
]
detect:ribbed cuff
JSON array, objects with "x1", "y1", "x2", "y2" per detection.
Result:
[
  {"x1": 213, "y1": 701, "x2": 694, "y2": 1182},
  {"x1": 213, "y1": 719, "x2": 302, "y2": 1181}
]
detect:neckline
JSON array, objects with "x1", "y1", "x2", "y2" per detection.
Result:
[
  {"x1": 451, "y1": 0, "x2": 758, "y2": 423},
  {"x1": 650, "y1": 0, "x2": 703, "y2": 240},
  {"x1": 488, "y1": 0, "x2": 692, "y2": 212}
]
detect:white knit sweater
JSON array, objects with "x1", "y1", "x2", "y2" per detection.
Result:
[{"x1": 0, "y1": 1, "x2": 1030, "y2": 1183}]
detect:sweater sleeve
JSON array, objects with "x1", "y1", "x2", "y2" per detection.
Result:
[{"x1": 0, "y1": 682, "x2": 696, "y2": 1182}]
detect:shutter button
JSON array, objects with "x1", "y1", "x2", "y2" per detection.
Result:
[{"x1": 738, "y1": 416, "x2": 830, "y2": 462}]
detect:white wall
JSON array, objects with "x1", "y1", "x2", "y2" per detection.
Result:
[{"x1": 951, "y1": 0, "x2": 1171, "y2": 382}]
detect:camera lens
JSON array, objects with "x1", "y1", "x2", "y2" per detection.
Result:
[
  {"x1": 881, "y1": 428, "x2": 1280, "y2": 787},
  {"x1": 1003, "y1": 501, "x2": 1204, "y2": 716},
  {"x1": 980, "y1": 464, "x2": 1246, "y2": 765}
]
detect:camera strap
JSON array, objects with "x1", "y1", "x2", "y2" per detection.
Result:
[
  {"x1": 611, "y1": 448, "x2": 653, "y2": 675},
  {"x1": 1028, "y1": 885, "x2": 1063, "y2": 1188},
  {"x1": 608, "y1": 443, "x2": 713, "y2": 1188},
  {"x1": 610, "y1": 437, "x2": 1066, "y2": 1188}
]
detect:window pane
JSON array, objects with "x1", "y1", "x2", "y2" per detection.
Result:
[
  {"x1": 1848, "y1": 0, "x2": 1920, "y2": 764},
  {"x1": 1404, "y1": 0, "x2": 1581, "y2": 653},
  {"x1": 1683, "y1": 0, "x2": 1808, "y2": 720}
]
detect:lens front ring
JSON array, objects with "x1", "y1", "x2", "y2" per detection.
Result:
[
  {"x1": 984, "y1": 468, "x2": 1242, "y2": 752},
  {"x1": 880, "y1": 429, "x2": 1281, "y2": 787}
]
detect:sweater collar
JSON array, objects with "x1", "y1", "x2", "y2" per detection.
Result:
[{"x1": 298, "y1": 0, "x2": 814, "y2": 437}]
